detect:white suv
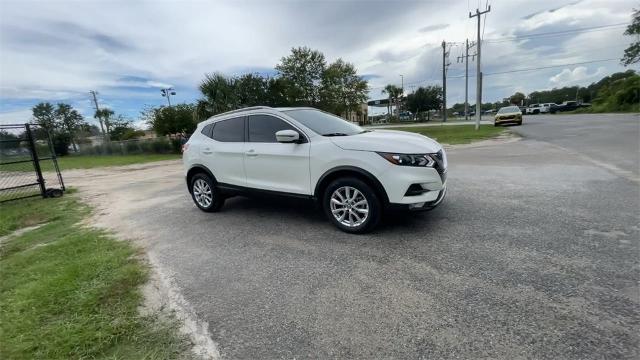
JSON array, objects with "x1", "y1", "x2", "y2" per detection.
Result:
[{"x1": 183, "y1": 107, "x2": 447, "y2": 233}]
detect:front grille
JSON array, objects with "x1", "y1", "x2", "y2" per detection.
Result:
[{"x1": 502, "y1": 115, "x2": 515, "y2": 119}]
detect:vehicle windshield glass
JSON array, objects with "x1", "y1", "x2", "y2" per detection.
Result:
[
  {"x1": 498, "y1": 106, "x2": 520, "y2": 114},
  {"x1": 283, "y1": 109, "x2": 364, "y2": 136}
]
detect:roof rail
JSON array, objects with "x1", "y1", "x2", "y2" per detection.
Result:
[{"x1": 214, "y1": 106, "x2": 273, "y2": 117}]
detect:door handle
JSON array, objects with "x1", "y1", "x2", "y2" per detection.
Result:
[{"x1": 245, "y1": 149, "x2": 258, "y2": 157}]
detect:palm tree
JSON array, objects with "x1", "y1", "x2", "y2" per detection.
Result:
[
  {"x1": 94, "y1": 108, "x2": 115, "y2": 142},
  {"x1": 197, "y1": 73, "x2": 238, "y2": 120},
  {"x1": 382, "y1": 84, "x2": 402, "y2": 120}
]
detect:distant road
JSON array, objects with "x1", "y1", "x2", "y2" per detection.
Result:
[
  {"x1": 511, "y1": 113, "x2": 640, "y2": 178},
  {"x1": 368, "y1": 113, "x2": 640, "y2": 179}
]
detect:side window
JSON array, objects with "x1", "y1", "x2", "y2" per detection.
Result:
[
  {"x1": 248, "y1": 115, "x2": 297, "y2": 143},
  {"x1": 201, "y1": 123, "x2": 214, "y2": 138},
  {"x1": 211, "y1": 117, "x2": 245, "y2": 142}
]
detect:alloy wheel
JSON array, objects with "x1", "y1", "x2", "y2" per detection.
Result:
[
  {"x1": 193, "y1": 178, "x2": 213, "y2": 208},
  {"x1": 330, "y1": 186, "x2": 369, "y2": 227}
]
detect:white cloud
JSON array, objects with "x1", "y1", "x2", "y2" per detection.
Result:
[
  {"x1": 0, "y1": 109, "x2": 32, "y2": 125},
  {"x1": 0, "y1": 0, "x2": 635, "y2": 113},
  {"x1": 549, "y1": 66, "x2": 606, "y2": 86}
]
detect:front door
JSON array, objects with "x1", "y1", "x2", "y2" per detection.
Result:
[{"x1": 244, "y1": 114, "x2": 310, "y2": 195}]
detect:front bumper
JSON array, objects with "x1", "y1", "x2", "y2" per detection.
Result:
[
  {"x1": 376, "y1": 156, "x2": 447, "y2": 210},
  {"x1": 387, "y1": 185, "x2": 447, "y2": 211}
]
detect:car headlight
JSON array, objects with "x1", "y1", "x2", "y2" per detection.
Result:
[{"x1": 377, "y1": 152, "x2": 436, "y2": 167}]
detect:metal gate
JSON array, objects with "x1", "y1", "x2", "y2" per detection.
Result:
[{"x1": 0, "y1": 123, "x2": 65, "y2": 202}]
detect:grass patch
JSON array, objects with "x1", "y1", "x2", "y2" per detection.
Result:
[
  {"x1": 0, "y1": 154, "x2": 180, "y2": 174},
  {"x1": 0, "y1": 194, "x2": 189, "y2": 359},
  {"x1": 381, "y1": 124, "x2": 506, "y2": 145}
]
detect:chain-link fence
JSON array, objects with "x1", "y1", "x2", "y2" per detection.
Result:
[{"x1": 0, "y1": 124, "x2": 65, "y2": 202}]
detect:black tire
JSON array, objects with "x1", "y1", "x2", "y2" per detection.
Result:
[
  {"x1": 323, "y1": 177, "x2": 381, "y2": 234},
  {"x1": 190, "y1": 173, "x2": 225, "y2": 212},
  {"x1": 517, "y1": 121, "x2": 522, "y2": 126}
]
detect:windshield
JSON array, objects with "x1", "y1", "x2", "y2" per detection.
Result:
[
  {"x1": 283, "y1": 109, "x2": 364, "y2": 136},
  {"x1": 498, "y1": 106, "x2": 520, "y2": 114}
]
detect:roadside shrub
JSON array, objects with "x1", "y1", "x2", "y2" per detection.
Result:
[
  {"x1": 75, "y1": 137, "x2": 180, "y2": 156},
  {"x1": 52, "y1": 133, "x2": 71, "y2": 156},
  {"x1": 170, "y1": 139, "x2": 182, "y2": 154},
  {"x1": 125, "y1": 141, "x2": 141, "y2": 154}
]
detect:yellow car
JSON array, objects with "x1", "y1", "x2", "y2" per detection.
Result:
[{"x1": 494, "y1": 106, "x2": 523, "y2": 126}]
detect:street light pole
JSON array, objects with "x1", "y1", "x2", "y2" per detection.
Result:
[{"x1": 160, "y1": 87, "x2": 176, "y2": 106}]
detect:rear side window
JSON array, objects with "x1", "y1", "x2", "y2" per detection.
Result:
[
  {"x1": 212, "y1": 117, "x2": 245, "y2": 142},
  {"x1": 201, "y1": 123, "x2": 214, "y2": 138},
  {"x1": 248, "y1": 115, "x2": 297, "y2": 143}
]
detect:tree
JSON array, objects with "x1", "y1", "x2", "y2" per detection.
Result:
[
  {"x1": 144, "y1": 103, "x2": 197, "y2": 136},
  {"x1": 266, "y1": 77, "x2": 293, "y2": 107},
  {"x1": 275, "y1": 46, "x2": 326, "y2": 105},
  {"x1": 108, "y1": 116, "x2": 144, "y2": 141},
  {"x1": 406, "y1": 85, "x2": 443, "y2": 121},
  {"x1": 320, "y1": 58, "x2": 368, "y2": 117},
  {"x1": 32, "y1": 102, "x2": 56, "y2": 133},
  {"x1": 197, "y1": 73, "x2": 238, "y2": 120},
  {"x1": 382, "y1": 84, "x2": 403, "y2": 118},
  {"x1": 94, "y1": 108, "x2": 115, "y2": 141},
  {"x1": 509, "y1": 92, "x2": 526, "y2": 105},
  {"x1": 235, "y1": 73, "x2": 268, "y2": 107},
  {"x1": 622, "y1": 8, "x2": 640, "y2": 66},
  {"x1": 54, "y1": 103, "x2": 84, "y2": 152}
]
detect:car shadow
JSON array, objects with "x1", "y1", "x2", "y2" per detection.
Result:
[{"x1": 220, "y1": 194, "x2": 445, "y2": 235}]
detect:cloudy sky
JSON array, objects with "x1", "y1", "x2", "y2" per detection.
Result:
[{"x1": 0, "y1": 0, "x2": 636, "y2": 125}]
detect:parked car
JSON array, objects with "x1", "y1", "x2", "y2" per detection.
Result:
[
  {"x1": 526, "y1": 104, "x2": 541, "y2": 114},
  {"x1": 183, "y1": 106, "x2": 447, "y2": 233},
  {"x1": 526, "y1": 103, "x2": 551, "y2": 114},
  {"x1": 399, "y1": 111, "x2": 414, "y2": 121},
  {"x1": 552, "y1": 101, "x2": 592, "y2": 113},
  {"x1": 495, "y1": 106, "x2": 523, "y2": 126}
]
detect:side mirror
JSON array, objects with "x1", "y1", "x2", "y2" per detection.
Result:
[{"x1": 275, "y1": 129, "x2": 300, "y2": 143}]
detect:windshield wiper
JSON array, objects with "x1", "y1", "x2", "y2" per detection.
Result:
[{"x1": 323, "y1": 132, "x2": 349, "y2": 137}]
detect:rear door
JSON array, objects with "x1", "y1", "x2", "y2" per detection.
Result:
[
  {"x1": 202, "y1": 116, "x2": 246, "y2": 186},
  {"x1": 244, "y1": 114, "x2": 311, "y2": 195}
]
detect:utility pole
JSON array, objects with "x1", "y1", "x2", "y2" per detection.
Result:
[
  {"x1": 457, "y1": 39, "x2": 476, "y2": 121},
  {"x1": 470, "y1": 4, "x2": 490, "y2": 130},
  {"x1": 399, "y1": 75, "x2": 404, "y2": 114},
  {"x1": 441, "y1": 41, "x2": 451, "y2": 122},
  {"x1": 89, "y1": 90, "x2": 106, "y2": 137}
]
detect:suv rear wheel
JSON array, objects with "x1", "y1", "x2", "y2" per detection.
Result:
[
  {"x1": 323, "y1": 177, "x2": 381, "y2": 233},
  {"x1": 190, "y1": 173, "x2": 225, "y2": 212}
]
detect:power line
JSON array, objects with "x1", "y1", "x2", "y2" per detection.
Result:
[
  {"x1": 483, "y1": 58, "x2": 618, "y2": 75},
  {"x1": 484, "y1": 23, "x2": 628, "y2": 43}
]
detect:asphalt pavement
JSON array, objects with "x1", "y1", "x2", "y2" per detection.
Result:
[{"x1": 68, "y1": 113, "x2": 639, "y2": 359}]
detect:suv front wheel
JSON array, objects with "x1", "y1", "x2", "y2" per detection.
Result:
[
  {"x1": 323, "y1": 177, "x2": 381, "y2": 234},
  {"x1": 190, "y1": 173, "x2": 225, "y2": 212}
]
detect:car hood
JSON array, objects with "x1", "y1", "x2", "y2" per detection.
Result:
[{"x1": 330, "y1": 129, "x2": 442, "y2": 153}]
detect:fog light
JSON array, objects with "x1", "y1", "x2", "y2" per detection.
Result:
[{"x1": 409, "y1": 202, "x2": 425, "y2": 209}]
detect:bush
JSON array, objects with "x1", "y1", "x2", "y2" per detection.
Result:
[
  {"x1": 75, "y1": 138, "x2": 179, "y2": 156},
  {"x1": 52, "y1": 133, "x2": 71, "y2": 156}
]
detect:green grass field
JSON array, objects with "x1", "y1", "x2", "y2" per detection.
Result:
[
  {"x1": 0, "y1": 194, "x2": 188, "y2": 358},
  {"x1": 55, "y1": 153, "x2": 181, "y2": 170},
  {"x1": 380, "y1": 124, "x2": 506, "y2": 145}
]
